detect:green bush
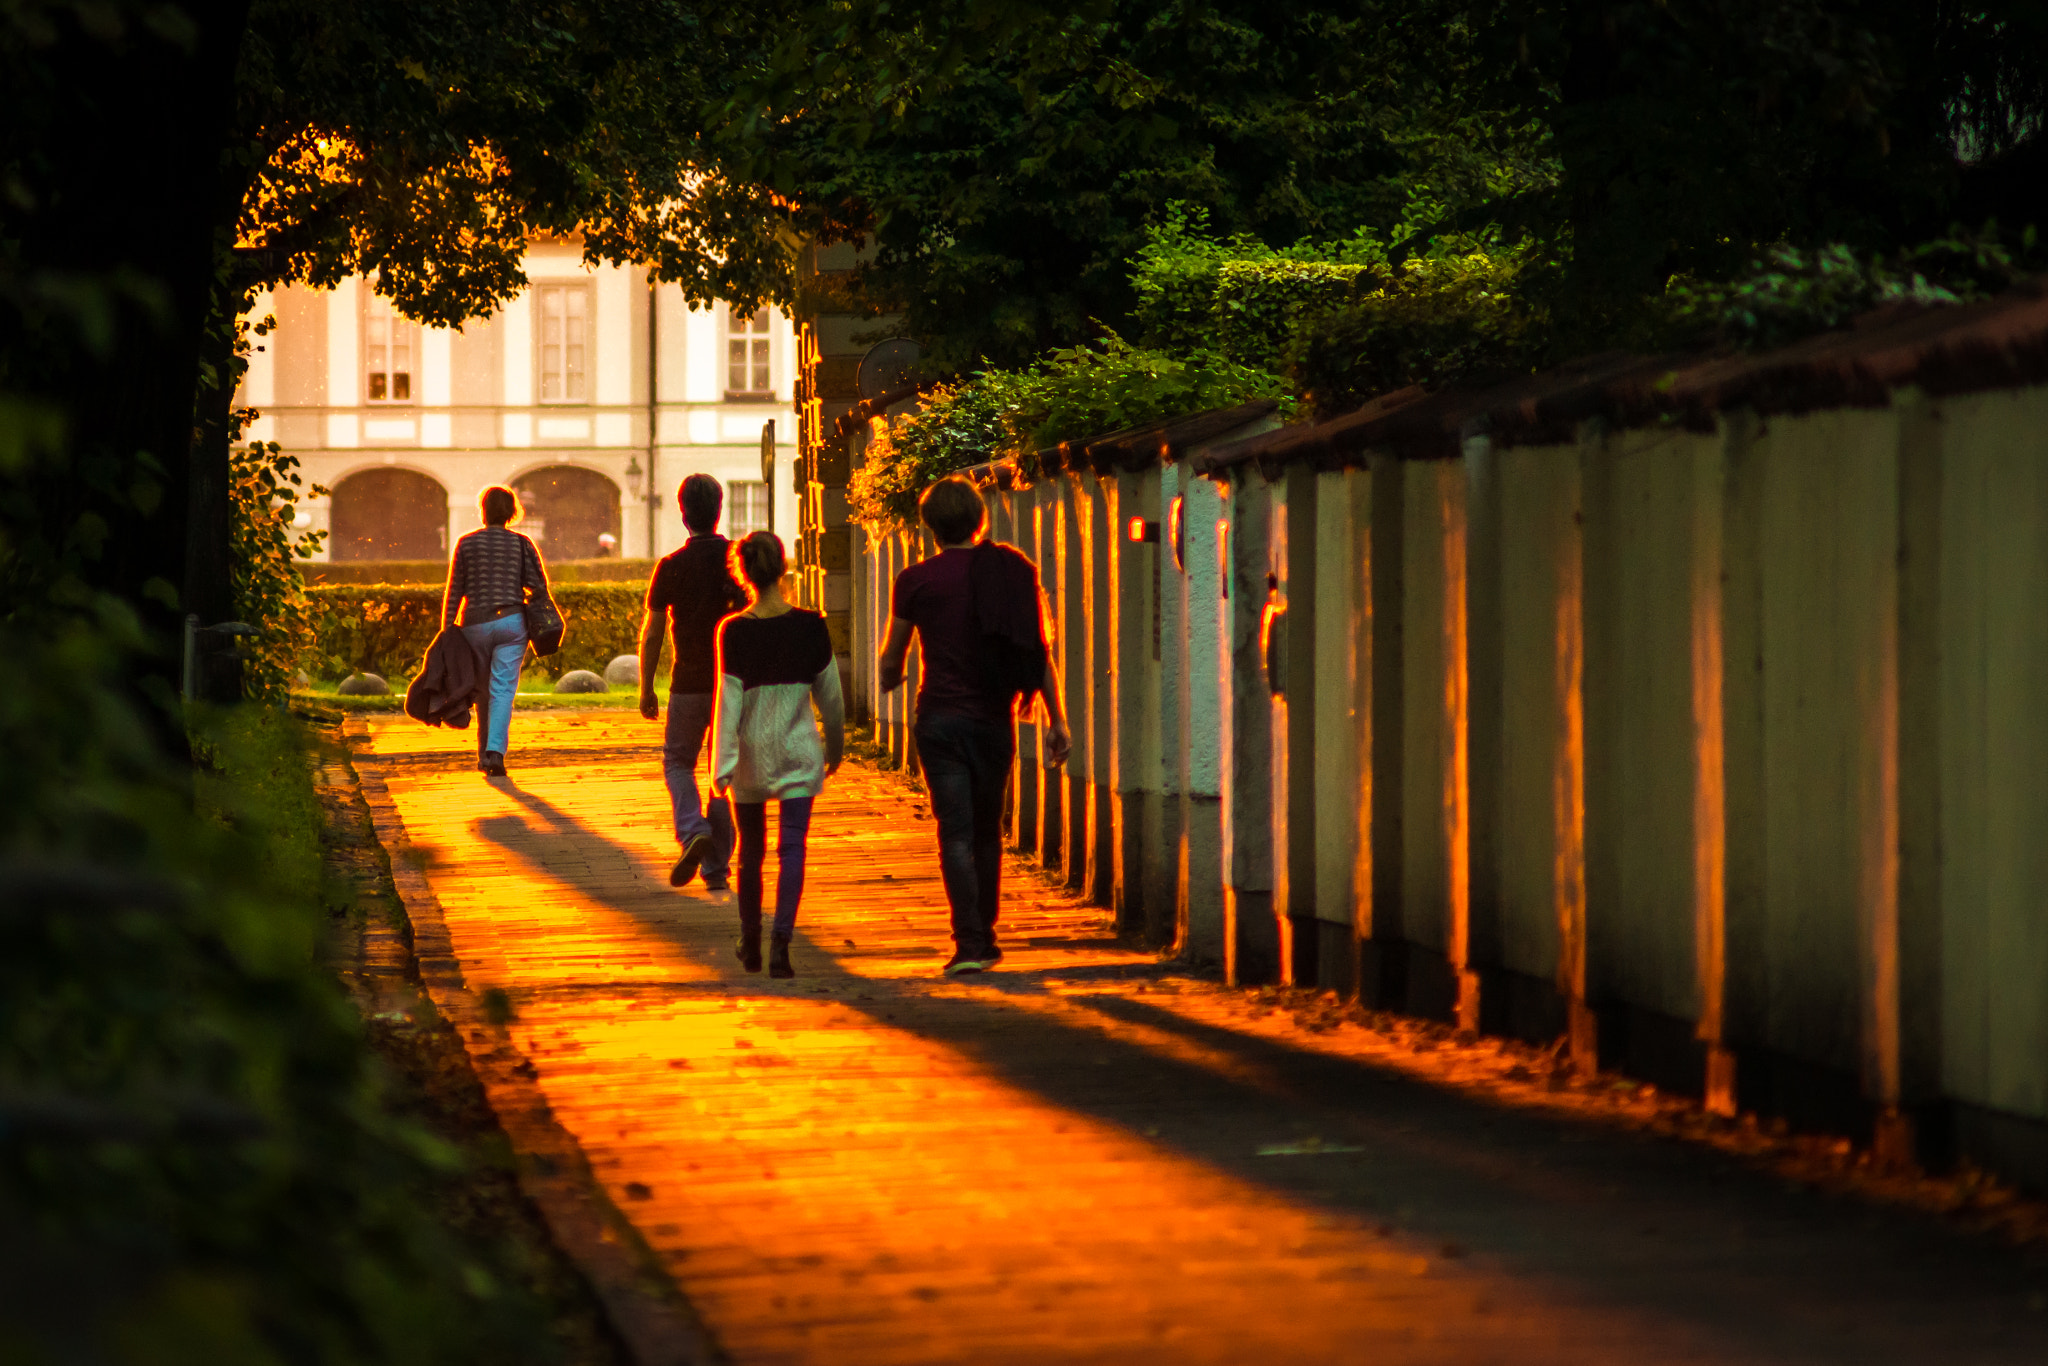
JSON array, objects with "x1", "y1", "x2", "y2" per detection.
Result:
[
  {"x1": 846, "y1": 376, "x2": 1031, "y2": 533},
  {"x1": 1130, "y1": 202, "x2": 1547, "y2": 419},
  {"x1": 1131, "y1": 204, "x2": 1384, "y2": 369},
  {"x1": 230, "y1": 438, "x2": 326, "y2": 701},
  {"x1": 1663, "y1": 227, "x2": 2045, "y2": 352},
  {"x1": 1286, "y1": 245, "x2": 1547, "y2": 420},
  {"x1": 0, "y1": 606, "x2": 551, "y2": 1363},
  {"x1": 306, "y1": 559, "x2": 655, "y2": 587},
  {"x1": 305, "y1": 583, "x2": 647, "y2": 683},
  {"x1": 846, "y1": 332, "x2": 1290, "y2": 530}
]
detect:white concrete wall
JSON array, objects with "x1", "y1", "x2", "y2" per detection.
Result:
[{"x1": 836, "y1": 381, "x2": 2048, "y2": 1190}]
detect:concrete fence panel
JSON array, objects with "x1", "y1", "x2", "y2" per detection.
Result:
[{"x1": 1934, "y1": 385, "x2": 2048, "y2": 1172}]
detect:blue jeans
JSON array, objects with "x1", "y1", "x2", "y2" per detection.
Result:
[
  {"x1": 663, "y1": 691, "x2": 731, "y2": 882},
  {"x1": 462, "y1": 611, "x2": 526, "y2": 756},
  {"x1": 914, "y1": 713, "x2": 1014, "y2": 953},
  {"x1": 734, "y1": 797, "x2": 814, "y2": 939}
]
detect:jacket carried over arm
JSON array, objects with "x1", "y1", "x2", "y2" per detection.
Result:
[
  {"x1": 712, "y1": 609, "x2": 845, "y2": 804},
  {"x1": 404, "y1": 627, "x2": 486, "y2": 728},
  {"x1": 442, "y1": 526, "x2": 554, "y2": 629}
]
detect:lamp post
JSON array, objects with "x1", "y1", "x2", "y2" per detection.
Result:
[{"x1": 625, "y1": 455, "x2": 650, "y2": 558}]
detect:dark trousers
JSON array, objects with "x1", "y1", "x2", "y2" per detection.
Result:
[
  {"x1": 915, "y1": 713, "x2": 1014, "y2": 952},
  {"x1": 735, "y1": 796, "x2": 814, "y2": 939},
  {"x1": 663, "y1": 691, "x2": 732, "y2": 883}
]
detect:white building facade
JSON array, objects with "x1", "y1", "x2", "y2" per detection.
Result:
[{"x1": 237, "y1": 237, "x2": 800, "y2": 564}]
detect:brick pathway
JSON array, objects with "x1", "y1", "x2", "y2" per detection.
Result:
[{"x1": 354, "y1": 713, "x2": 2048, "y2": 1365}]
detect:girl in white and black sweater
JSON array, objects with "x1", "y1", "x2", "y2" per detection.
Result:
[{"x1": 711, "y1": 531, "x2": 844, "y2": 978}]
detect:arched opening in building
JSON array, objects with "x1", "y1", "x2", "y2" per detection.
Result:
[
  {"x1": 513, "y1": 465, "x2": 622, "y2": 561},
  {"x1": 328, "y1": 467, "x2": 449, "y2": 561}
]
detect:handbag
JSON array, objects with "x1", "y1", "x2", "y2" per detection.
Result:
[
  {"x1": 516, "y1": 533, "x2": 566, "y2": 656},
  {"x1": 523, "y1": 595, "x2": 566, "y2": 657}
]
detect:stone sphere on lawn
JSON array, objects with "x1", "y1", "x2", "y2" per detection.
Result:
[
  {"x1": 603, "y1": 654, "x2": 641, "y2": 688},
  {"x1": 337, "y1": 672, "x2": 389, "y2": 696},
  {"x1": 554, "y1": 670, "x2": 608, "y2": 694},
  {"x1": 291, "y1": 670, "x2": 313, "y2": 692}
]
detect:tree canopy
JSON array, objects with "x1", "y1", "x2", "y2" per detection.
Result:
[{"x1": 730, "y1": 0, "x2": 2048, "y2": 368}]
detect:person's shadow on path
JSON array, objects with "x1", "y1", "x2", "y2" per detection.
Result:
[{"x1": 459, "y1": 774, "x2": 2048, "y2": 1364}]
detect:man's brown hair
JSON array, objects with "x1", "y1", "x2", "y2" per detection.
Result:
[
  {"x1": 479, "y1": 485, "x2": 520, "y2": 526},
  {"x1": 919, "y1": 476, "x2": 985, "y2": 545},
  {"x1": 679, "y1": 473, "x2": 724, "y2": 534}
]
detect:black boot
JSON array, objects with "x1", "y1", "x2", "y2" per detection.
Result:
[
  {"x1": 768, "y1": 933, "x2": 794, "y2": 979},
  {"x1": 735, "y1": 922, "x2": 762, "y2": 973}
]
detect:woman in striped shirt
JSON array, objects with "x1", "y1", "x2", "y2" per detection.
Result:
[
  {"x1": 711, "y1": 532, "x2": 844, "y2": 978},
  {"x1": 442, "y1": 484, "x2": 556, "y2": 777}
]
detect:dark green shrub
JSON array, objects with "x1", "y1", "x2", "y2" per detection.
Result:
[
  {"x1": 305, "y1": 584, "x2": 647, "y2": 682},
  {"x1": 1210, "y1": 259, "x2": 1377, "y2": 372},
  {"x1": 1286, "y1": 247, "x2": 1548, "y2": 420},
  {"x1": 229, "y1": 440, "x2": 327, "y2": 701},
  {"x1": 1663, "y1": 228, "x2": 2045, "y2": 352},
  {"x1": 1131, "y1": 204, "x2": 1383, "y2": 370},
  {"x1": 0, "y1": 607, "x2": 551, "y2": 1363}
]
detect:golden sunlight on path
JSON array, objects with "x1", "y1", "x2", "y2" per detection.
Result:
[{"x1": 356, "y1": 714, "x2": 2048, "y2": 1366}]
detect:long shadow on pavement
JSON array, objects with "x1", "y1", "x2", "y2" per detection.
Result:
[{"x1": 465, "y1": 770, "x2": 2048, "y2": 1365}]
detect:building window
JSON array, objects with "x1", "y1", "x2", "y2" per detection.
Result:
[
  {"x1": 364, "y1": 292, "x2": 415, "y2": 402},
  {"x1": 726, "y1": 307, "x2": 772, "y2": 397},
  {"x1": 726, "y1": 480, "x2": 770, "y2": 537},
  {"x1": 536, "y1": 285, "x2": 590, "y2": 402}
]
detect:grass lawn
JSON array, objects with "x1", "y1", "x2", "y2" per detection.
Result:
[
  {"x1": 299, "y1": 669, "x2": 662, "y2": 712},
  {"x1": 301, "y1": 689, "x2": 649, "y2": 713}
]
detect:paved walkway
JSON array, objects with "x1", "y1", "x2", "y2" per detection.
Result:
[{"x1": 354, "y1": 713, "x2": 2048, "y2": 1365}]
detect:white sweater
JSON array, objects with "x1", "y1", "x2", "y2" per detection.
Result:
[{"x1": 712, "y1": 608, "x2": 845, "y2": 803}]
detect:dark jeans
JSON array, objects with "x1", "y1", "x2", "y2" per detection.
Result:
[
  {"x1": 735, "y1": 796, "x2": 814, "y2": 939},
  {"x1": 663, "y1": 691, "x2": 731, "y2": 883},
  {"x1": 915, "y1": 713, "x2": 1014, "y2": 953}
]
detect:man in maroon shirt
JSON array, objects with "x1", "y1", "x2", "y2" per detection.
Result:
[
  {"x1": 639, "y1": 474, "x2": 749, "y2": 890},
  {"x1": 879, "y1": 477, "x2": 1070, "y2": 974}
]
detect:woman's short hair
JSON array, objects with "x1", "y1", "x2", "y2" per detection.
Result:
[
  {"x1": 479, "y1": 485, "x2": 520, "y2": 526},
  {"x1": 679, "y1": 473, "x2": 724, "y2": 534},
  {"x1": 731, "y1": 530, "x2": 786, "y2": 592},
  {"x1": 919, "y1": 476, "x2": 985, "y2": 545}
]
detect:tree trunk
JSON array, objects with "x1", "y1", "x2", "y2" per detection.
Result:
[{"x1": 6, "y1": 2, "x2": 253, "y2": 729}]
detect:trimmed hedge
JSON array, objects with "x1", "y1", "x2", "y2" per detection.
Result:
[
  {"x1": 305, "y1": 584, "x2": 646, "y2": 682},
  {"x1": 305, "y1": 558, "x2": 655, "y2": 587}
]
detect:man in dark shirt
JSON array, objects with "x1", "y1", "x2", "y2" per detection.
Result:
[
  {"x1": 639, "y1": 474, "x2": 750, "y2": 889},
  {"x1": 879, "y1": 476, "x2": 1070, "y2": 974}
]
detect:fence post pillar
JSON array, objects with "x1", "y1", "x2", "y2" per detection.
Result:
[
  {"x1": 1311, "y1": 466, "x2": 1372, "y2": 996},
  {"x1": 1113, "y1": 466, "x2": 1164, "y2": 939},
  {"x1": 1060, "y1": 476, "x2": 1091, "y2": 893},
  {"x1": 1364, "y1": 455, "x2": 1407, "y2": 1007},
  {"x1": 1151, "y1": 461, "x2": 1185, "y2": 948},
  {"x1": 1089, "y1": 473, "x2": 1118, "y2": 909},
  {"x1": 1279, "y1": 463, "x2": 1319, "y2": 985},
  {"x1": 1180, "y1": 473, "x2": 1228, "y2": 965},
  {"x1": 1226, "y1": 469, "x2": 1280, "y2": 983}
]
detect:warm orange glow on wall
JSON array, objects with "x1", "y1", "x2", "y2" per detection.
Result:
[
  {"x1": 1554, "y1": 520, "x2": 1587, "y2": 1026},
  {"x1": 1440, "y1": 467, "x2": 1474, "y2": 1032},
  {"x1": 1690, "y1": 502, "x2": 1727, "y2": 1056},
  {"x1": 1128, "y1": 516, "x2": 1159, "y2": 544}
]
